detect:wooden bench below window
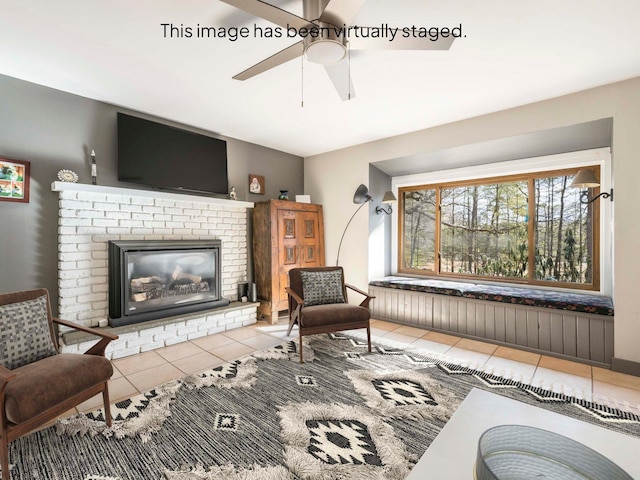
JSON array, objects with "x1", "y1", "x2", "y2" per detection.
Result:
[{"x1": 368, "y1": 277, "x2": 614, "y2": 367}]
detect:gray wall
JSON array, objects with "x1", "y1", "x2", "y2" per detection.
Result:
[
  {"x1": 0, "y1": 74, "x2": 303, "y2": 313},
  {"x1": 368, "y1": 165, "x2": 393, "y2": 278}
]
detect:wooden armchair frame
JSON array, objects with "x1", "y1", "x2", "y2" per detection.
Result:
[{"x1": 0, "y1": 289, "x2": 118, "y2": 479}]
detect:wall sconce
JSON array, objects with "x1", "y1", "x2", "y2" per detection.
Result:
[
  {"x1": 335, "y1": 184, "x2": 373, "y2": 265},
  {"x1": 375, "y1": 191, "x2": 397, "y2": 215},
  {"x1": 569, "y1": 169, "x2": 613, "y2": 204}
]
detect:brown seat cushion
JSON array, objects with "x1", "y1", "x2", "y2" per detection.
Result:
[
  {"x1": 300, "y1": 303, "x2": 370, "y2": 329},
  {"x1": 4, "y1": 353, "x2": 113, "y2": 424}
]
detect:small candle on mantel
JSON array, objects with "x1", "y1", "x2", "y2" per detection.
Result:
[{"x1": 90, "y1": 150, "x2": 97, "y2": 185}]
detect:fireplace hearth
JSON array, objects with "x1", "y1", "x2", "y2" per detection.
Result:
[{"x1": 108, "y1": 240, "x2": 230, "y2": 327}]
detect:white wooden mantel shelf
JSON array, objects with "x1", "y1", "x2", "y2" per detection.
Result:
[{"x1": 51, "y1": 181, "x2": 254, "y2": 208}]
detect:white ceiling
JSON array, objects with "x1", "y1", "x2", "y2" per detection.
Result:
[{"x1": 1, "y1": 0, "x2": 639, "y2": 158}]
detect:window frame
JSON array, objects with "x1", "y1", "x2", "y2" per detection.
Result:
[{"x1": 396, "y1": 163, "x2": 606, "y2": 292}]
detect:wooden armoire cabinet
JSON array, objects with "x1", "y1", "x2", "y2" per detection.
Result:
[{"x1": 253, "y1": 200, "x2": 325, "y2": 323}]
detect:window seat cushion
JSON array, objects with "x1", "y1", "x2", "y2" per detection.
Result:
[{"x1": 369, "y1": 276, "x2": 613, "y2": 316}]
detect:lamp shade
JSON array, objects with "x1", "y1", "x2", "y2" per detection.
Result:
[
  {"x1": 353, "y1": 184, "x2": 372, "y2": 204},
  {"x1": 381, "y1": 191, "x2": 397, "y2": 204},
  {"x1": 570, "y1": 169, "x2": 600, "y2": 188}
]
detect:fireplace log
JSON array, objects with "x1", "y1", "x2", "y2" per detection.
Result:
[
  {"x1": 131, "y1": 292, "x2": 151, "y2": 302},
  {"x1": 172, "y1": 281, "x2": 210, "y2": 296},
  {"x1": 171, "y1": 265, "x2": 202, "y2": 283},
  {"x1": 131, "y1": 276, "x2": 164, "y2": 288},
  {"x1": 130, "y1": 281, "x2": 210, "y2": 303}
]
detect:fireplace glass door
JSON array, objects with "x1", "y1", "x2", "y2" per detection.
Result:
[
  {"x1": 125, "y1": 249, "x2": 218, "y2": 315},
  {"x1": 109, "y1": 240, "x2": 229, "y2": 326}
]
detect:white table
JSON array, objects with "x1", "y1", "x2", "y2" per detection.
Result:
[{"x1": 407, "y1": 388, "x2": 640, "y2": 479}]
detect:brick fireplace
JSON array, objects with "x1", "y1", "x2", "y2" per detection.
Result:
[{"x1": 51, "y1": 182, "x2": 257, "y2": 359}]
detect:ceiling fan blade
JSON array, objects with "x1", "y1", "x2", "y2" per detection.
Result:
[
  {"x1": 319, "y1": 0, "x2": 367, "y2": 26},
  {"x1": 324, "y1": 61, "x2": 355, "y2": 101},
  {"x1": 233, "y1": 41, "x2": 305, "y2": 80},
  {"x1": 349, "y1": 34, "x2": 455, "y2": 51},
  {"x1": 220, "y1": 0, "x2": 312, "y2": 30}
]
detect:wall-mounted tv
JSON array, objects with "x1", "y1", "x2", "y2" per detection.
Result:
[{"x1": 117, "y1": 113, "x2": 228, "y2": 196}]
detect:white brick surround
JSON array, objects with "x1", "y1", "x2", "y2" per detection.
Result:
[
  {"x1": 51, "y1": 182, "x2": 257, "y2": 359},
  {"x1": 63, "y1": 305, "x2": 259, "y2": 359}
]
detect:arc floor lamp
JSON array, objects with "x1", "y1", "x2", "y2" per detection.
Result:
[{"x1": 335, "y1": 184, "x2": 372, "y2": 266}]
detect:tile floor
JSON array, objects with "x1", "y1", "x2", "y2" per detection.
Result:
[{"x1": 68, "y1": 317, "x2": 640, "y2": 418}]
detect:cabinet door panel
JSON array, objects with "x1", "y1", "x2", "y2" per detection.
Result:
[
  {"x1": 277, "y1": 211, "x2": 300, "y2": 304},
  {"x1": 304, "y1": 219, "x2": 315, "y2": 238},
  {"x1": 300, "y1": 212, "x2": 321, "y2": 267},
  {"x1": 284, "y1": 246, "x2": 297, "y2": 265},
  {"x1": 305, "y1": 245, "x2": 316, "y2": 263},
  {"x1": 284, "y1": 218, "x2": 296, "y2": 238}
]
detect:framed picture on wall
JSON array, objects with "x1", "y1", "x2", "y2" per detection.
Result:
[
  {"x1": 249, "y1": 174, "x2": 265, "y2": 195},
  {"x1": 0, "y1": 158, "x2": 30, "y2": 203}
]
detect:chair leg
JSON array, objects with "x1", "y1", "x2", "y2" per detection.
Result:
[
  {"x1": 286, "y1": 317, "x2": 296, "y2": 336},
  {"x1": 0, "y1": 435, "x2": 9, "y2": 480},
  {"x1": 299, "y1": 330, "x2": 304, "y2": 363},
  {"x1": 366, "y1": 324, "x2": 372, "y2": 353},
  {"x1": 102, "y1": 382, "x2": 112, "y2": 427}
]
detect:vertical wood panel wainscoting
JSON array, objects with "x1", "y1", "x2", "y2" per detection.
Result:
[{"x1": 369, "y1": 286, "x2": 614, "y2": 367}]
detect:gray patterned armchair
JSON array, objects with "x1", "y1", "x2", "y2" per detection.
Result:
[
  {"x1": 286, "y1": 267, "x2": 375, "y2": 362},
  {"x1": 0, "y1": 289, "x2": 118, "y2": 479}
]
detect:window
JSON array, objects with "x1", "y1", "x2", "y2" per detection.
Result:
[{"x1": 399, "y1": 167, "x2": 600, "y2": 290}]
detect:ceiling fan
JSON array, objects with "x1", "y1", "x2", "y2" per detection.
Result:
[{"x1": 220, "y1": 0, "x2": 455, "y2": 100}]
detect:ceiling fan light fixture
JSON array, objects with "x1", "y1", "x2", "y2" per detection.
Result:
[
  {"x1": 303, "y1": 23, "x2": 347, "y2": 65},
  {"x1": 304, "y1": 38, "x2": 346, "y2": 65}
]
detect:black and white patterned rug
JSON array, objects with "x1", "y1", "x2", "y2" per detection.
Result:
[{"x1": 7, "y1": 333, "x2": 640, "y2": 479}]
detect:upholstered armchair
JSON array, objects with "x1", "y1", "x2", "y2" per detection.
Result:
[
  {"x1": 286, "y1": 267, "x2": 375, "y2": 362},
  {"x1": 0, "y1": 289, "x2": 118, "y2": 479}
]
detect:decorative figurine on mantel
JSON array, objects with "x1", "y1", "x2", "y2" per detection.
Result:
[
  {"x1": 90, "y1": 150, "x2": 97, "y2": 185},
  {"x1": 229, "y1": 186, "x2": 237, "y2": 200}
]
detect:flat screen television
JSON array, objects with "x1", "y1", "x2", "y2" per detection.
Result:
[{"x1": 117, "y1": 113, "x2": 228, "y2": 196}]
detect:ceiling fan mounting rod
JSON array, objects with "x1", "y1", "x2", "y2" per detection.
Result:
[{"x1": 303, "y1": 0, "x2": 330, "y2": 22}]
